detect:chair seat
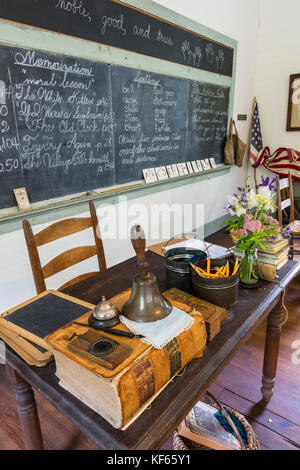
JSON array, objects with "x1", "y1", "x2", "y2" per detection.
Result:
[{"x1": 287, "y1": 220, "x2": 300, "y2": 236}]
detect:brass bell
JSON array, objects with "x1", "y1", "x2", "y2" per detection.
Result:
[
  {"x1": 122, "y1": 225, "x2": 172, "y2": 323},
  {"x1": 89, "y1": 296, "x2": 120, "y2": 329}
]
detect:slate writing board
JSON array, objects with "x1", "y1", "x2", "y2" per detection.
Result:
[
  {"x1": 3, "y1": 293, "x2": 91, "y2": 338},
  {"x1": 0, "y1": 45, "x2": 230, "y2": 209},
  {"x1": 0, "y1": 0, "x2": 234, "y2": 77}
]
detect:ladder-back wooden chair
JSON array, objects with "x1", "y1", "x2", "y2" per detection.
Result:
[
  {"x1": 23, "y1": 201, "x2": 107, "y2": 294},
  {"x1": 277, "y1": 173, "x2": 300, "y2": 260}
]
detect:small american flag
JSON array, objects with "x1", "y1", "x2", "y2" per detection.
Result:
[{"x1": 250, "y1": 101, "x2": 263, "y2": 166}]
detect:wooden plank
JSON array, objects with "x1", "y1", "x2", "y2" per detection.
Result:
[
  {"x1": 0, "y1": 365, "x2": 96, "y2": 450},
  {"x1": 0, "y1": 394, "x2": 25, "y2": 450},
  {"x1": 219, "y1": 389, "x2": 300, "y2": 446},
  {"x1": 245, "y1": 418, "x2": 298, "y2": 450},
  {"x1": 215, "y1": 362, "x2": 300, "y2": 427}
]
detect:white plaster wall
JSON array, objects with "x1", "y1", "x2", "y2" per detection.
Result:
[
  {"x1": 255, "y1": 0, "x2": 300, "y2": 151},
  {"x1": 0, "y1": 0, "x2": 260, "y2": 312},
  {"x1": 253, "y1": 0, "x2": 300, "y2": 194}
]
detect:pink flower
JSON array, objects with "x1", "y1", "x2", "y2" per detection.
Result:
[
  {"x1": 244, "y1": 219, "x2": 262, "y2": 233},
  {"x1": 265, "y1": 216, "x2": 279, "y2": 226},
  {"x1": 243, "y1": 214, "x2": 254, "y2": 223},
  {"x1": 238, "y1": 229, "x2": 248, "y2": 236}
]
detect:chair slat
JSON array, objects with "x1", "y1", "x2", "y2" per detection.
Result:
[
  {"x1": 35, "y1": 217, "x2": 93, "y2": 247},
  {"x1": 281, "y1": 198, "x2": 291, "y2": 211},
  {"x1": 23, "y1": 201, "x2": 107, "y2": 294},
  {"x1": 279, "y1": 178, "x2": 289, "y2": 190},
  {"x1": 42, "y1": 246, "x2": 98, "y2": 279}
]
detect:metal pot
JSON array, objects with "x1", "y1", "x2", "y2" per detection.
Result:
[
  {"x1": 165, "y1": 248, "x2": 207, "y2": 293},
  {"x1": 192, "y1": 257, "x2": 239, "y2": 309}
]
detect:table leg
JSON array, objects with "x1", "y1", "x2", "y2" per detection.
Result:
[
  {"x1": 261, "y1": 296, "x2": 284, "y2": 402},
  {"x1": 6, "y1": 364, "x2": 44, "y2": 450}
]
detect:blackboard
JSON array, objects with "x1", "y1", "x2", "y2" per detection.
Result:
[
  {"x1": 0, "y1": 45, "x2": 115, "y2": 209},
  {"x1": 112, "y1": 66, "x2": 188, "y2": 184},
  {"x1": 0, "y1": 0, "x2": 234, "y2": 77},
  {"x1": 0, "y1": 45, "x2": 230, "y2": 210},
  {"x1": 187, "y1": 81, "x2": 231, "y2": 164}
]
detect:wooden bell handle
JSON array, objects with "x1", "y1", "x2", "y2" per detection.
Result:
[{"x1": 130, "y1": 225, "x2": 146, "y2": 264}]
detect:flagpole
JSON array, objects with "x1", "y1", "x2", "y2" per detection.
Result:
[{"x1": 250, "y1": 97, "x2": 258, "y2": 191}]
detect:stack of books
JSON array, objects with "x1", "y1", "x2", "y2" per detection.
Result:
[{"x1": 234, "y1": 237, "x2": 289, "y2": 270}]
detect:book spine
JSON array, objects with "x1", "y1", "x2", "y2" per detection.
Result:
[{"x1": 118, "y1": 315, "x2": 207, "y2": 426}]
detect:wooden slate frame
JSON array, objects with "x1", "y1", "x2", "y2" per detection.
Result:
[{"x1": 0, "y1": 290, "x2": 95, "y2": 358}]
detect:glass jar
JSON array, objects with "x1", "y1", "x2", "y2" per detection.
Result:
[{"x1": 239, "y1": 248, "x2": 259, "y2": 285}]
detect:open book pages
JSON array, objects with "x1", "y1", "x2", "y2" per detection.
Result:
[
  {"x1": 165, "y1": 238, "x2": 233, "y2": 259},
  {"x1": 178, "y1": 401, "x2": 241, "y2": 450}
]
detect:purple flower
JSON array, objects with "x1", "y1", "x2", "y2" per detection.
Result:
[{"x1": 257, "y1": 176, "x2": 277, "y2": 192}]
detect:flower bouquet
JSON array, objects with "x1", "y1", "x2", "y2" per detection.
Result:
[{"x1": 225, "y1": 177, "x2": 290, "y2": 286}]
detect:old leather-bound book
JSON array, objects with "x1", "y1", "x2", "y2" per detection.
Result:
[{"x1": 46, "y1": 290, "x2": 207, "y2": 430}]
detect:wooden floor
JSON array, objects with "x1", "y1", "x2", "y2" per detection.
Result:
[{"x1": 0, "y1": 254, "x2": 299, "y2": 450}]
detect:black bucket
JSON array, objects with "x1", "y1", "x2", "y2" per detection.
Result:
[
  {"x1": 165, "y1": 248, "x2": 207, "y2": 293},
  {"x1": 192, "y1": 257, "x2": 239, "y2": 309}
]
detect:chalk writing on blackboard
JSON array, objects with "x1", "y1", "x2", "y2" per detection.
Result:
[
  {"x1": 0, "y1": 45, "x2": 115, "y2": 209},
  {"x1": 55, "y1": 0, "x2": 92, "y2": 23},
  {"x1": 0, "y1": 0, "x2": 234, "y2": 77},
  {"x1": 187, "y1": 81, "x2": 230, "y2": 163},
  {"x1": 0, "y1": 45, "x2": 231, "y2": 210},
  {"x1": 112, "y1": 66, "x2": 188, "y2": 185}
]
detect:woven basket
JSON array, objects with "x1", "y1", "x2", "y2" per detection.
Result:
[{"x1": 173, "y1": 393, "x2": 260, "y2": 451}]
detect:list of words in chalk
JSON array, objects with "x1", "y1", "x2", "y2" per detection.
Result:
[
  {"x1": 111, "y1": 66, "x2": 188, "y2": 184},
  {"x1": 0, "y1": 45, "x2": 114, "y2": 208}
]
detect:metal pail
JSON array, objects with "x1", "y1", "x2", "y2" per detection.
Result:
[{"x1": 165, "y1": 248, "x2": 207, "y2": 293}]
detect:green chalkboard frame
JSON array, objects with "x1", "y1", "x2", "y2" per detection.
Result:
[{"x1": 0, "y1": 0, "x2": 237, "y2": 234}]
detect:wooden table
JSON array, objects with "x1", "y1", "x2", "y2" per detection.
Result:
[{"x1": 4, "y1": 233, "x2": 300, "y2": 450}]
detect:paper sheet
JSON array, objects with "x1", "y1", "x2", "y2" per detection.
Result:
[{"x1": 165, "y1": 238, "x2": 233, "y2": 259}]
